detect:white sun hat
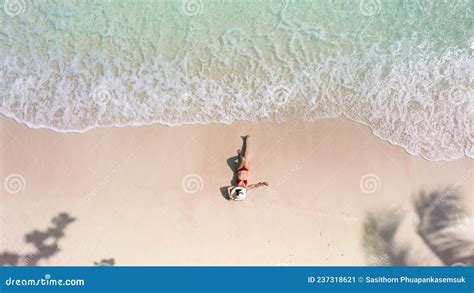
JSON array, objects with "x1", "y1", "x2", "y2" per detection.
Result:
[{"x1": 230, "y1": 186, "x2": 247, "y2": 201}]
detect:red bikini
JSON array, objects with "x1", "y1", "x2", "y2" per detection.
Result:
[{"x1": 236, "y1": 166, "x2": 249, "y2": 186}]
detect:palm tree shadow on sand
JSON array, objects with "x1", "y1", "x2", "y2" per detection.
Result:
[
  {"x1": 0, "y1": 213, "x2": 116, "y2": 266},
  {"x1": 0, "y1": 213, "x2": 75, "y2": 266},
  {"x1": 363, "y1": 190, "x2": 473, "y2": 266}
]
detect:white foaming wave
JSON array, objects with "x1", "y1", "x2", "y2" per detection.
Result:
[
  {"x1": 0, "y1": 39, "x2": 472, "y2": 161},
  {"x1": 0, "y1": 2, "x2": 472, "y2": 161},
  {"x1": 1, "y1": 42, "x2": 471, "y2": 161}
]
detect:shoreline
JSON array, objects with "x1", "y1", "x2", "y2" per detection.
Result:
[{"x1": 0, "y1": 113, "x2": 471, "y2": 162}]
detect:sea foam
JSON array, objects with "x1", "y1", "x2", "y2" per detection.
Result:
[{"x1": 0, "y1": 0, "x2": 472, "y2": 160}]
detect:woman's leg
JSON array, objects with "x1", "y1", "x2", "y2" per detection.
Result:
[
  {"x1": 242, "y1": 135, "x2": 249, "y2": 168},
  {"x1": 237, "y1": 149, "x2": 245, "y2": 169}
]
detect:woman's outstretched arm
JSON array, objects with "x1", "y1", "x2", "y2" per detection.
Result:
[{"x1": 247, "y1": 182, "x2": 269, "y2": 190}]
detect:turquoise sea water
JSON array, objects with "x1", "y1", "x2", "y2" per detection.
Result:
[{"x1": 0, "y1": 0, "x2": 472, "y2": 160}]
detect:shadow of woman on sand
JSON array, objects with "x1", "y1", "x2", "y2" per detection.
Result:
[{"x1": 219, "y1": 136, "x2": 248, "y2": 200}]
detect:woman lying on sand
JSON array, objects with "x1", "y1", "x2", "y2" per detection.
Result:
[{"x1": 227, "y1": 135, "x2": 269, "y2": 201}]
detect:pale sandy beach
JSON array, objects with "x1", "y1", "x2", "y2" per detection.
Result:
[{"x1": 1, "y1": 115, "x2": 471, "y2": 266}]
